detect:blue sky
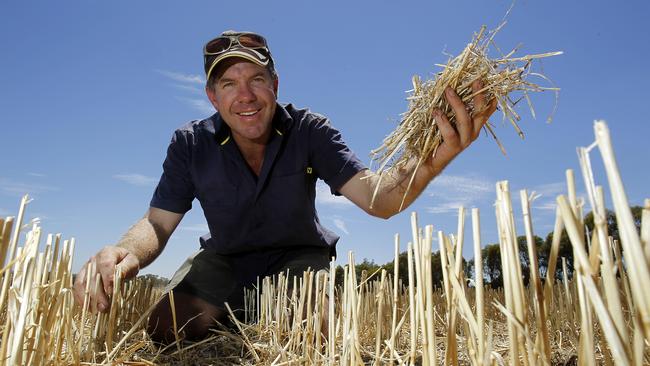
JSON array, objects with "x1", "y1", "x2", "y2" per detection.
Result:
[{"x1": 1, "y1": 1, "x2": 648, "y2": 278}]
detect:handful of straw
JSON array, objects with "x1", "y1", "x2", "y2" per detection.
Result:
[{"x1": 369, "y1": 24, "x2": 562, "y2": 209}]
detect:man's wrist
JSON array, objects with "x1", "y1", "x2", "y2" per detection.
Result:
[{"x1": 420, "y1": 155, "x2": 440, "y2": 179}]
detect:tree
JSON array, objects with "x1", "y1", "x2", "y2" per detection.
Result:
[
  {"x1": 333, "y1": 259, "x2": 384, "y2": 288},
  {"x1": 539, "y1": 205, "x2": 643, "y2": 281},
  {"x1": 345, "y1": 205, "x2": 644, "y2": 290},
  {"x1": 482, "y1": 243, "x2": 503, "y2": 288},
  {"x1": 541, "y1": 229, "x2": 575, "y2": 280},
  {"x1": 138, "y1": 273, "x2": 169, "y2": 288},
  {"x1": 379, "y1": 252, "x2": 409, "y2": 287},
  {"x1": 516, "y1": 235, "x2": 545, "y2": 286},
  {"x1": 583, "y1": 206, "x2": 642, "y2": 242},
  {"x1": 356, "y1": 258, "x2": 381, "y2": 283},
  {"x1": 376, "y1": 250, "x2": 447, "y2": 290}
]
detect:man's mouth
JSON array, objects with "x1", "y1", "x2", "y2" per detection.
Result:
[{"x1": 236, "y1": 109, "x2": 260, "y2": 117}]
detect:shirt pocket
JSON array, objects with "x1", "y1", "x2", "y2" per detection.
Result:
[
  {"x1": 196, "y1": 179, "x2": 239, "y2": 209},
  {"x1": 267, "y1": 170, "x2": 313, "y2": 220}
]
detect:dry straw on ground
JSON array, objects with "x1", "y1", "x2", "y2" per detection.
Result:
[
  {"x1": 368, "y1": 23, "x2": 561, "y2": 210},
  {"x1": 1, "y1": 24, "x2": 648, "y2": 366},
  {"x1": 0, "y1": 120, "x2": 648, "y2": 365}
]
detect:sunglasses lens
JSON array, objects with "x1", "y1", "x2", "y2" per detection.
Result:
[
  {"x1": 238, "y1": 33, "x2": 266, "y2": 48},
  {"x1": 205, "y1": 37, "x2": 232, "y2": 54}
]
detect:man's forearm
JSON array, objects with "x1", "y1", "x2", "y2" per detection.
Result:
[
  {"x1": 115, "y1": 216, "x2": 168, "y2": 269},
  {"x1": 367, "y1": 156, "x2": 441, "y2": 218},
  {"x1": 339, "y1": 153, "x2": 449, "y2": 220}
]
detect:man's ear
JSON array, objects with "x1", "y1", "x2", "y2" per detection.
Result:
[
  {"x1": 273, "y1": 77, "x2": 279, "y2": 98},
  {"x1": 205, "y1": 85, "x2": 218, "y2": 107}
]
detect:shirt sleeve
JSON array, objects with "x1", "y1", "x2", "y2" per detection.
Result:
[
  {"x1": 150, "y1": 129, "x2": 195, "y2": 213},
  {"x1": 309, "y1": 117, "x2": 367, "y2": 195}
]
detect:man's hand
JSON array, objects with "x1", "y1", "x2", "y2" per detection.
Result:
[
  {"x1": 340, "y1": 79, "x2": 497, "y2": 219},
  {"x1": 73, "y1": 246, "x2": 140, "y2": 313},
  {"x1": 425, "y1": 80, "x2": 498, "y2": 173},
  {"x1": 72, "y1": 207, "x2": 182, "y2": 312}
]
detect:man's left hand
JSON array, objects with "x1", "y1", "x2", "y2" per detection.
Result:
[
  {"x1": 425, "y1": 79, "x2": 498, "y2": 173},
  {"x1": 339, "y1": 79, "x2": 498, "y2": 219}
]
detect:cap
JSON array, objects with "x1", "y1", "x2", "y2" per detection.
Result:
[{"x1": 203, "y1": 30, "x2": 276, "y2": 82}]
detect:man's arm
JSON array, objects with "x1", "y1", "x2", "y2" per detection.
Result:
[
  {"x1": 340, "y1": 81, "x2": 496, "y2": 219},
  {"x1": 72, "y1": 207, "x2": 183, "y2": 312}
]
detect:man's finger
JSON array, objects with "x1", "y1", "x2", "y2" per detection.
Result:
[
  {"x1": 116, "y1": 253, "x2": 140, "y2": 279},
  {"x1": 98, "y1": 266, "x2": 115, "y2": 297},
  {"x1": 471, "y1": 79, "x2": 497, "y2": 137},
  {"x1": 90, "y1": 271, "x2": 111, "y2": 313},
  {"x1": 97, "y1": 250, "x2": 119, "y2": 298},
  {"x1": 444, "y1": 87, "x2": 472, "y2": 147},
  {"x1": 435, "y1": 109, "x2": 460, "y2": 148},
  {"x1": 472, "y1": 79, "x2": 486, "y2": 111},
  {"x1": 72, "y1": 261, "x2": 88, "y2": 306}
]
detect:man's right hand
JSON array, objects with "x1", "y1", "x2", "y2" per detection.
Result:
[
  {"x1": 73, "y1": 246, "x2": 140, "y2": 313},
  {"x1": 72, "y1": 207, "x2": 183, "y2": 312}
]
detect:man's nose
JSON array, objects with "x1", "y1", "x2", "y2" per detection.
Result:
[{"x1": 235, "y1": 83, "x2": 256, "y2": 102}]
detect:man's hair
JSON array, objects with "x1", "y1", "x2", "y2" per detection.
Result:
[{"x1": 206, "y1": 60, "x2": 278, "y2": 91}]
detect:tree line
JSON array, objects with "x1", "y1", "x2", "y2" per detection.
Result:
[{"x1": 337, "y1": 206, "x2": 644, "y2": 289}]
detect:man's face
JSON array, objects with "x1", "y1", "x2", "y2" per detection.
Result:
[{"x1": 206, "y1": 59, "x2": 279, "y2": 145}]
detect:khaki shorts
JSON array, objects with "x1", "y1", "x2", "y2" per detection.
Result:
[{"x1": 165, "y1": 245, "x2": 331, "y2": 317}]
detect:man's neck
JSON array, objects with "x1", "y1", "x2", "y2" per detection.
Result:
[{"x1": 232, "y1": 133, "x2": 269, "y2": 176}]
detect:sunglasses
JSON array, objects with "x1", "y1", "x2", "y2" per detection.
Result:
[{"x1": 204, "y1": 32, "x2": 269, "y2": 55}]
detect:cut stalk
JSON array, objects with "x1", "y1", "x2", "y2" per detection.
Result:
[{"x1": 471, "y1": 208, "x2": 486, "y2": 365}]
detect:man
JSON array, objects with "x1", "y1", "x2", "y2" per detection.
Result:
[{"x1": 72, "y1": 30, "x2": 496, "y2": 344}]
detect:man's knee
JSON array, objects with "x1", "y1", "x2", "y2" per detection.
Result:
[{"x1": 147, "y1": 291, "x2": 226, "y2": 345}]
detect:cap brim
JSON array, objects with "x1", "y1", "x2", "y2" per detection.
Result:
[{"x1": 205, "y1": 49, "x2": 270, "y2": 82}]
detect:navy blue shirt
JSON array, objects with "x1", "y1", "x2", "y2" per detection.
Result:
[{"x1": 150, "y1": 103, "x2": 366, "y2": 255}]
